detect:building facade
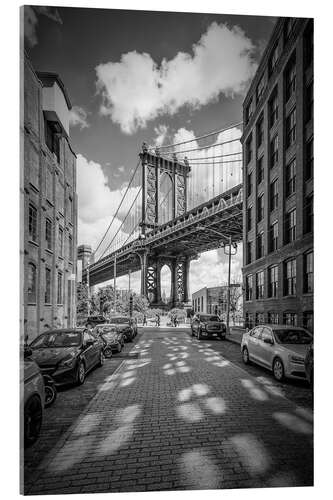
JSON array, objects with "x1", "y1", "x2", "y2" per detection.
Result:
[
  {"x1": 192, "y1": 284, "x2": 242, "y2": 319},
  {"x1": 21, "y1": 53, "x2": 78, "y2": 342},
  {"x1": 241, "y1": 18, "x2": 313, "y2": 331}
]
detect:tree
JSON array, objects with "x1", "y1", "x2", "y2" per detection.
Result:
[{"x1": 229, "y1": 284, "x2": 243, "y2": 324}]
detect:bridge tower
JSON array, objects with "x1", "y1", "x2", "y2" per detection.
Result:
[{"x1": 138, "y1": 143, "x2": 192, "y2": 309}]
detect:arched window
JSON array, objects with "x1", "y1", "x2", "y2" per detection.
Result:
[{"x1": 27, "y1": 263, "x2": 37, "y2": 303}]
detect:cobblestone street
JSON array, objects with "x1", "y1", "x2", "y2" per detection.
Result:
[{"x1": 25, "y1": 327, "x2": 313, "y2": 495}]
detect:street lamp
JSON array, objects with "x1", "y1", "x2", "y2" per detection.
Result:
[{"x1": 196, "y1": 225, "x2": 238, "y2": 335}]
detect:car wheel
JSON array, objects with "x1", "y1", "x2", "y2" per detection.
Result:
[
  {"x1": 104, "y1": 347, "x2": 113, "y2": 359},
  {"x1": 273, "y1": 357, "x2": 284, "y2": 381},
  {"x1": 197, "y1": 329, "x2": 202, "y2": 340},
  {"x1": 117, "y1": 343, "x2": 122, "y2": 353},
  {"x1": 242, "y1": 346, "x2": 250, "y2": 364},
  {"x1": 44, "y1": 383, "x2": 57, "y2": 408},
  {"x1": 98, "y1": 351, "x2": 105, "y2": 367},
  {"x1": 24, "y1": 395, "x2": 43, "y2": 448},
  {"x1": 76, "y1": 361, "x2": 86, "y2": 385}
]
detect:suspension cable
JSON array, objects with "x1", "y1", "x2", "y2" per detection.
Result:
[
  {"x1": 154, "y1": 137, "x2": 241, "y2": 157},
  {"x1": 184, "y1": 151, "x2": 242, "y2": 162},
  {"x1": 148, "y1": 121, "x2": 243, "y2": 151},
  {"x1": 93, "y1": 159, "x2": 141, "y2": 255}
]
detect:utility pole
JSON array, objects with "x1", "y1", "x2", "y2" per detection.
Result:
[
  {"x1": 224, "y1": 236, "x2": 237, "y2": 335},
  {"x1": 113, "y1": 254, "x2": 117, "y2": 313}
]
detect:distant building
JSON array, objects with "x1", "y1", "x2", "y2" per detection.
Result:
[
  {"x1": 241, "y1": 18, "x2": 313, "y2": 331},
  {"x1": 192, "y1": 284, "x2": 242, "y2": 318},
  {"x1": 21, "y1": 52, "x2": 77, "y2": 341}
]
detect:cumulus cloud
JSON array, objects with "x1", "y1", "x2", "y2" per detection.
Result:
[
  {"x1": 96, "y1": 22, "x2": 257, "y2": 133},
  {"x1": 69, "y1": 106, "x2": 90, "y2": 129},
  {"x1": 76, "y1": 154, "x2": 140, "y2": 255},
  {"x1": 24, "y1": 6, "x2": 62, "y2": 47},
  {"x1": 154, "y1": 124, "x2": 169, "y2": 147}
]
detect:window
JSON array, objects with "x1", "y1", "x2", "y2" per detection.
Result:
[
  {"x1": 28, "y1": 204, "x2": 38, "y2": 242},
  {"x1": 58, "y1": 226, "x2": 64, "y2": 256},
  {"x1": 256, "y1": 270, "x2": 264, "y2": 299},
  {"x1": 305, "y1": 138, "x2": 313, "y2": 180},
  {"x1": 269, "y1": 43, "x2": 279, "y2": 76},
  {"x1": 268, "y1": 265, "x2": 279, "y2": 297},
  {"x1": 286, "y1": 108, "x2": 296, "y2": 148},
  {"x1": 256, "y1": 75, "x2": 265, "y2": 103},
  {"x1": 304, "y1": 195, "x2": 313, "y2": 234},
  {"x1": 245, "y1": 98, "x2": 254, "y2": 124},
  {"x1": 256, "y1": 312, "x2": 265, "y2": 325},
  {"x1": 269, "y1": 221, "x2": 279, "y2": 252},
  {"x1": 246, "y1": 134, "x2": 253, "y2": 164},
  {"x1": 285, "y1": 208, "x2": 296, "y2": 243},
  {"x1": 283, "y1": 312, "x2": 297, "y2": 326},
  {"x1": 285, "y1": 55, "x2": 296, "y2": 101},
  {"x1": 245, "y1": 313, "x2": 254, "y2": 329},
  {"x1": 68, "y1": 234, "x2": 73, "y2": 261},
  {"x1": 270, "y1": 135, "x2": 279, "y2": 168},
  {"x1": 27, "y1": 263, "x2": 37, "y2": 303},
  {"x1": 57, "y1": 272, "x2": 63, "y2": 304},
  {"x1": 246, "y1": 275, "x2": 253, "y2": 301},
  {"x1": 247, "y1": 206, "x2": 252, "y2": 231},
  {"x1": 269, "y1": 89, "x2": 278, "y2": 127},
  {"x1": 247, "y1": 241, "x2": 253, "y2": 265},
  {"x1": 257, "y1": 194, "x2": 264, "y2": 222},
  {"x1": 303, "y1": 311, "x2": 313, "y2": 332},
  {"x1": 247, "y1": 171, "x2": 253, "y2": 197},
  {"x1": 305, "y1": 81, "x2": 313, "y2": 123},
  {"x1": 304, "y1": 251, "x2": 313, "y2": 293},
  {"x1": 45, "y1": 218, "x2": 52, "y2": 251},
  {"x1": 257, "y1": 156, "x2": 264, "y2": 184},
  {"x1": 268, "y1": 312, "x2": 279, "y2": 324},
  {"x1": 286, "y1": 158, "x2": 296, "y2": 197},
  {"x1": 68, "y1": 197, "x2": 73, "y2": 223},
  {"x1": 257, "y1": 232, "x2": 264, "y2": 259},
  {"x1": 284, "y1": 258, "x2": 296, "y2": 295},
  {"x1": 45, "y1": 267, "x2": 51, "y2": 303},
  {"x1": 270, "y1": 179, "x2": 278, "y2": 211},
  {"x1": 256, "y1": 117, "x2": 264, "y2": 148},
  {"x1": 44, "y1": 119, "x2": 60, "y2": 163},
  {"x1": 304, "y1": 20, "x2": 313, "y2": 69}
]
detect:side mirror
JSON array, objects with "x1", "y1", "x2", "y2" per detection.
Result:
[
  {"x1": 264, "y1": 338, "x2": 274, "y2": 345},
  {"x1": 85, "y1": 339, "x2": 94, "y2": 347}
]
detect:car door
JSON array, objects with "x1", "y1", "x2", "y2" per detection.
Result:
[
  {"x1": 247, "y1": 327, "x2": 263, "y2": 362},
  {"x1": 257, "y1": 327, "x2": 275, "y2": 368}
]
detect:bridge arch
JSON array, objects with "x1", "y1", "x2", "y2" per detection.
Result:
[
  {"x1": 160, "y1": 263, "x2": 172, "y2": 304},
  {"x1": 159, "y1": 171, "x2": 173, "y2": 224}
]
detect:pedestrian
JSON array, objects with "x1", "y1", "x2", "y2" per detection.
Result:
[
  {"x1": 143, "y1": 314, "x2": 147, "y2": 326},
  {"x1": 156, "y1": 313, "x2": 160, "y2": 327}
]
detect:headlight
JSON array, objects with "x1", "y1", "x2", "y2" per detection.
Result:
[
  {"x1": 201, "y1": 324, "x2": 206, "y2": 331},
  {"x1": 290, "y1": 355, "x2": 304, "y2": 364},
  {"x1": 59, "y1": 355, "x2": 76, "y2": 368}
]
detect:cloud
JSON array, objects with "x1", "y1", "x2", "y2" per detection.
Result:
[
  {"x1": 96, "y1": 22, "x2": 257, "y2": 133},
  {"x1": 153, "y1": 124, "x2": 169, "y2": 147},
  {"x1": 69, "y1": 106, "x2": 90, "y2": 129},
  {"x1": 24, "y1": 6, "x2": 62, "y2": 47},
  {"x1": 118, "y1": 166, "x2": 125, "y2": 173},
  {"x1": 76, "y1": 154, "x2": 141, "y2": 256}
]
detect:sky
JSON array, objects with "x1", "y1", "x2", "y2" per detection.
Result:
[{"x1": 24, "y1": 6, "x2": 277, "y2": 297}]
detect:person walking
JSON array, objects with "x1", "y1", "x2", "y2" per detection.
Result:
[
  {"x1": 156, "y1": 314, "x2": 160, "y2": 327},
  {"x1": 143, "y1": 314, "x2": 147, "y2": 326}
]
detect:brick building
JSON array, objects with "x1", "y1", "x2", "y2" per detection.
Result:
[
  {"x1": 241, "y1": 18, "x2": 313, "y2": 331},
  {"x1": 192, "y1": 284, "x2": 242, "y2": 319},
  {"x1": 21, "y1": 52, "x2": 78, "y2": 342}
]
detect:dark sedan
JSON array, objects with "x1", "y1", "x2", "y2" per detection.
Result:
[
  {"x1": 191, "y1": 314, "x2": 227, "y2": 340},
  {"x1": 108, "y1": 316, "x2": 135, "y2": 342},
  {"x1": 93, "y1": 324, "x2": 125, "y2": 355},
  {"x1": 29, "y1": 329, "x2": 105, "y2": 386}
]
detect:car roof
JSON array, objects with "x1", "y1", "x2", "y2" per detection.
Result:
[
  {"x1": 40, "y1": 328, "x2": 83, "y2": 334},
  {"x1": 253, "y1": 324, "x2": 310, "y2": 331}
]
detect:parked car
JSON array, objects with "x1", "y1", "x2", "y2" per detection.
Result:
[
  {"x1": 86, "y1": 315, "x2": 107, "y2": 328},
  {"x1": 191, "y1": 314, "x2": 227, "y2": 340},
  {"x1": 29, "y1": 328, "x2": 105, "y2": 386},
  {"x1": 241, "y1": 325, "x2": 313, "y2": 381},
  {"x1": 93, "y1": 324, "x2": 125, "y2": 356},
  {"x1": 305, "y1": 342, "x2": 314, "y2": 387},
  {"x1": 108, "y1": 316, "x2": 135, "y2": 342},
  {"x1": 23, "y1": 348, "x2": 44, "y2": 447}
]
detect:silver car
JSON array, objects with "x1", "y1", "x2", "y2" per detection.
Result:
[{"x1": 241, "y1": 325, "x2": 313, "y2": 381}]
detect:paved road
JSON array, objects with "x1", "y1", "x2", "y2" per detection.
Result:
[{"x1": 25, "y1": 327, "x2": 313, "y2": 494}]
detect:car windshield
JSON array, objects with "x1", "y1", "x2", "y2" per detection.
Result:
[
  {"x1": 30, "y1": 331, "x2": 81, "y2": 348},
  {"x1": 109, "y1": 317, "x2": 129, "y2": 324},
  {"x1": 200, "y1": 315, "x2": 220, "y2": 322},
  {"x1": 273, "y1": 329, "x2": 312, "y2": 345}
]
